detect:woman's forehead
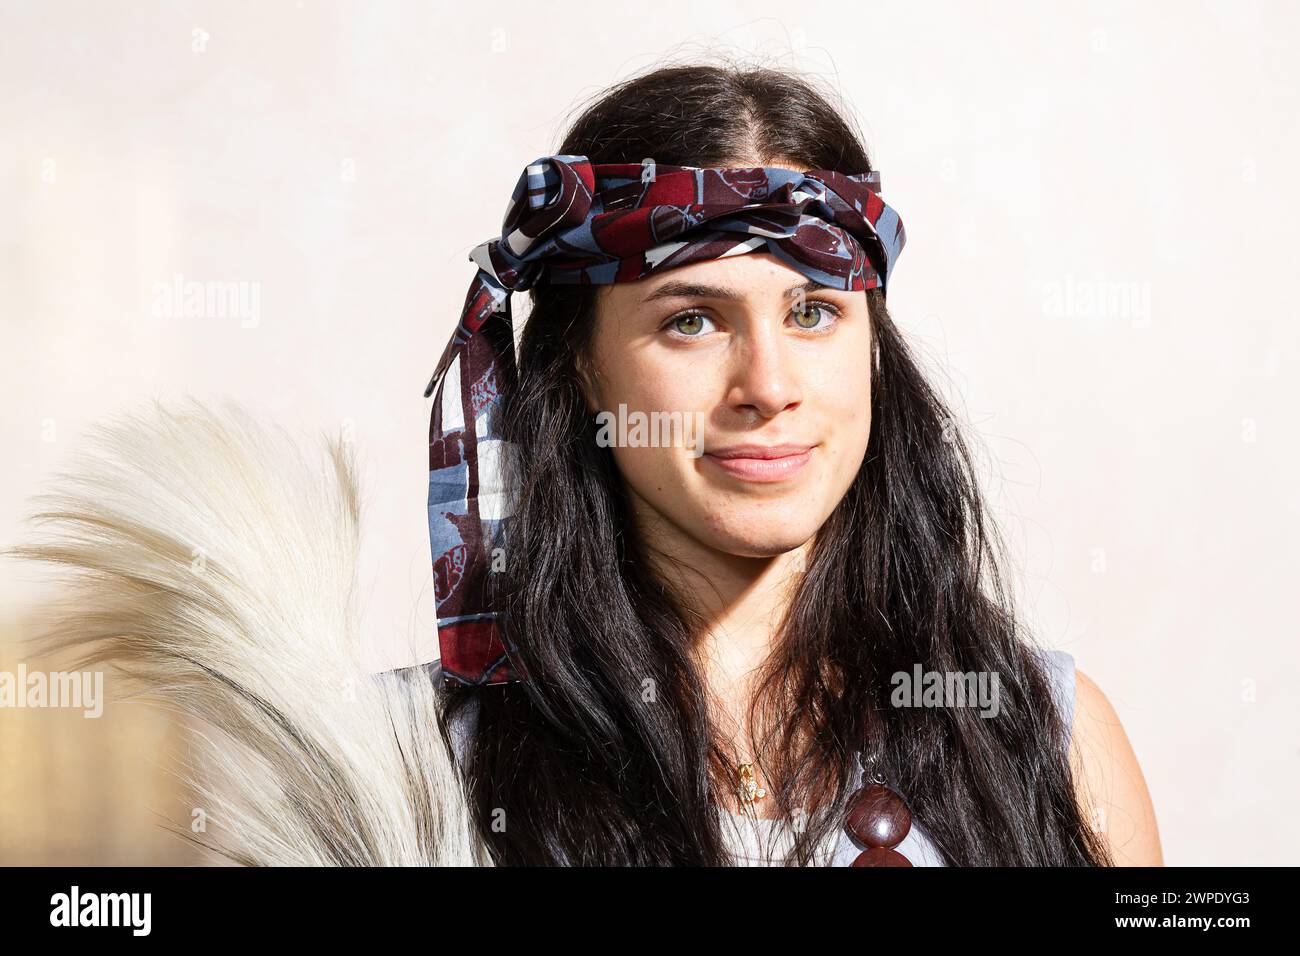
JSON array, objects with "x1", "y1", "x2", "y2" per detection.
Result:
[{"x1": 604, "y1": 253, "x2": 852, "y2": 307}]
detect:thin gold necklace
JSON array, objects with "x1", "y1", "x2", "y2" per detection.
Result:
[
  {"x1": 735, "y1": 761, "x2": 767, "y2": 807},
  {"x1": 732, "y1": 728, "x2": 777, "y2": 816}
]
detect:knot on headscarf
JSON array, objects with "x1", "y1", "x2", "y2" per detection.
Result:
[{"x1": 426, "y1": 153, "x2": 906, "y2": 686}]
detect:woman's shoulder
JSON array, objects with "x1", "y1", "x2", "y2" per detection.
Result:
[{"x1": 1046, "y1": 653, "x2": 1165, "y2": 866}]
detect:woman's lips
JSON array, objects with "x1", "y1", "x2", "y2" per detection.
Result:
[{"x1": 702, "y1": 445, "x2": 814, "y2": 483}]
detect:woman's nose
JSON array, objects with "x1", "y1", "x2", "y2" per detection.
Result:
[{"x1": 724, "y1": 323, "x2": 803, "y2": 418}]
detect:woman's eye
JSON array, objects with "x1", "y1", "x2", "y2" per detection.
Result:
[
  {"x1": 791, "y1": 301, "x2": 839, "y2": 331},
  {"x1": 667, "y1": 312, "x2": 716, "y2": 336}
]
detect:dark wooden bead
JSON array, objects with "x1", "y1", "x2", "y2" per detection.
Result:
[
  {"x1": 845, "y1": 783, "x2": 912, "y2": 849},
  {"x1": 851, "y1": 847, "x2": 913, "y2": 867}
]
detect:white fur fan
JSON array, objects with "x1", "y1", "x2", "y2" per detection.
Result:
[{"x1": 7, "y1": 400, "x2": 489, "y2": 866}]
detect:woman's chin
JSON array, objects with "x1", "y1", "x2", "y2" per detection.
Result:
[
  {"x1": 625, "y1": 477, "x2": 832, "y2": 560},
  {"x1": 693, "y1": 515, "x2": 822, "y2": 560}
]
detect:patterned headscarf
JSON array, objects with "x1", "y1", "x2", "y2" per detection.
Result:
[{"x1": 426, "y1": 153, "x2": 905, "y2": 686}]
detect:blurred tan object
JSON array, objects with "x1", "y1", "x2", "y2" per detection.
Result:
[
  {"x1": 0, "y1": 610, "x2": 200, "y2": 865},
  {"x1": 4, "y1": 400, "x2": 487, "y2": 866}
]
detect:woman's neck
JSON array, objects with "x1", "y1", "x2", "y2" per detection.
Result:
[
  {"x1": 626, "y1": 489, "x2": 814, "y2": 807},
  {"x1": 628, "y1": 492, "x2": 809, "y2": 679}
]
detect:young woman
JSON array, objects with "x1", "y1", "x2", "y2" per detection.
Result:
[{"x1": 430, "y1": 63, "x2": 1162, "y2": 867}]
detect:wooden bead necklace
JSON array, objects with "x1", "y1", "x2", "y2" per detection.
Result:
[{"x1": 733, "y1": 750, "x2": 914, "y2": 866}]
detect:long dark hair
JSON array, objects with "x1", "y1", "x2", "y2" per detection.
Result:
[{"x1": 439, "y1": 62, "x2": 1112, "y2": 866}]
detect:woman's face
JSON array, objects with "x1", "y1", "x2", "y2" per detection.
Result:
[{"x1": 582, "y1": 252, "x2": 874, "y2": 560}]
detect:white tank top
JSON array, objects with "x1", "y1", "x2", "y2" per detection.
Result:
[
  {"x1": 716, "y1": 803, "x2": 950, "y2": 866},
  {"x1": 434, "y1": 646, "x2": 1076, "y2": 867},
  {"x1": 716, "y1": 647, "x2": 1076, "y2": 866}
]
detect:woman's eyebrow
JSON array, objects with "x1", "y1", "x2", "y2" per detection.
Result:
[{"x1": 639, "y1": 278, "x2": 836, "y2": 304}]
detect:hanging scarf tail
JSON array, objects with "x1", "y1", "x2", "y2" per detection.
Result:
[{"x1": 425, "y1": 269, "x2": 520, "y2": 686}]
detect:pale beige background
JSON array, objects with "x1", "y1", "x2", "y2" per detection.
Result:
[{"x1": 1, "y1": 1, "x2": 1296, "y2": 865}]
